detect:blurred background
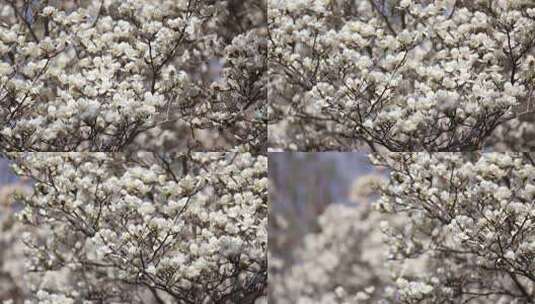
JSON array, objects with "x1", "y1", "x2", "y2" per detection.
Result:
[
  {"x1": 269, "y1": 153, "x2": 381, "y2": 267},
  {"x1": 0, "y1": 157, "x2": 30, "y2": 303},
  {"x1": 268, "y1": 152, "x2": 390, "y2": 303},
  {"x1": 0, "y1": 160, "x2": 18, "y2": 184},
  {"x1": 269, "y1": 153, "x2": 373, "y2": 254}
]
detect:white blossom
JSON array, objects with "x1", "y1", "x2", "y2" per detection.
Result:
[
  {"x1": 268, "y1": 0, "x2": 535, "y2": 151},
  {"x1": 7, "y1": 152, "x2": 268, "y2": 303},
  {"x1": 0, "y1": 0, "x2": 266, "y2": 152}
]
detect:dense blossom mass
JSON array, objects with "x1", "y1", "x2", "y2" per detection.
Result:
[
  {"x1": 5, "y1": 152, "x2": 268, "y2": 303},
  {"x1": 271, "y1": 153, "x2": 535, "y2": 304},
  {"x1": 373, "y1": 152, "x2": 535, "y2": 303},
  {"x1": 0, "y1": 0, "x2": 266, "y2": 152},
  {"x1": 268, "y1": 0, "x2": 535, "y2": 151},
  {"x1": 1, "y1": 0, "x2": 535, "y2": 303}
]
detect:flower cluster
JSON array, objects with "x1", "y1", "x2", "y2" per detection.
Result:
[
  {"x1": 271, "y1": 152, "x2": 535, "y2": 304},
  {"x1": 373, "y1": 152, "x2": 535, "y2": 303},
  {"x1": 7, "y1": 152, "x2": 268, "y2": 303},
  {"x1": 268, "y1": 0, "x2": 535, "y2": 151},
  {"x1": 0, "y1": 0, "x2": 266, "y2": 151}
]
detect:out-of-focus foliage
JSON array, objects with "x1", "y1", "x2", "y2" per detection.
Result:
[
  {"x1": 0, "y1": 172, "x2": 31, "y2": 304},
  {"x1": 269, "y1": 153, "x2": 373, "y2": 264}
]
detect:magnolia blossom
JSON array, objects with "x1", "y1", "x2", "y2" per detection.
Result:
[
  {"x1": 372, "y1": 152, "x2": 535, "y2": 303},
  {"x1": 268, "y1": 0, "x2": 535, "y2": 151},
  {"x1": 6, "y1": 152, "x2": 268, "y2": 303},
  {"x1": 271, "y1": 152, "x2": 535, "y2": 304},
  {"x1": 0, "y1": 0, "x2": 266, "y2": 152}
]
